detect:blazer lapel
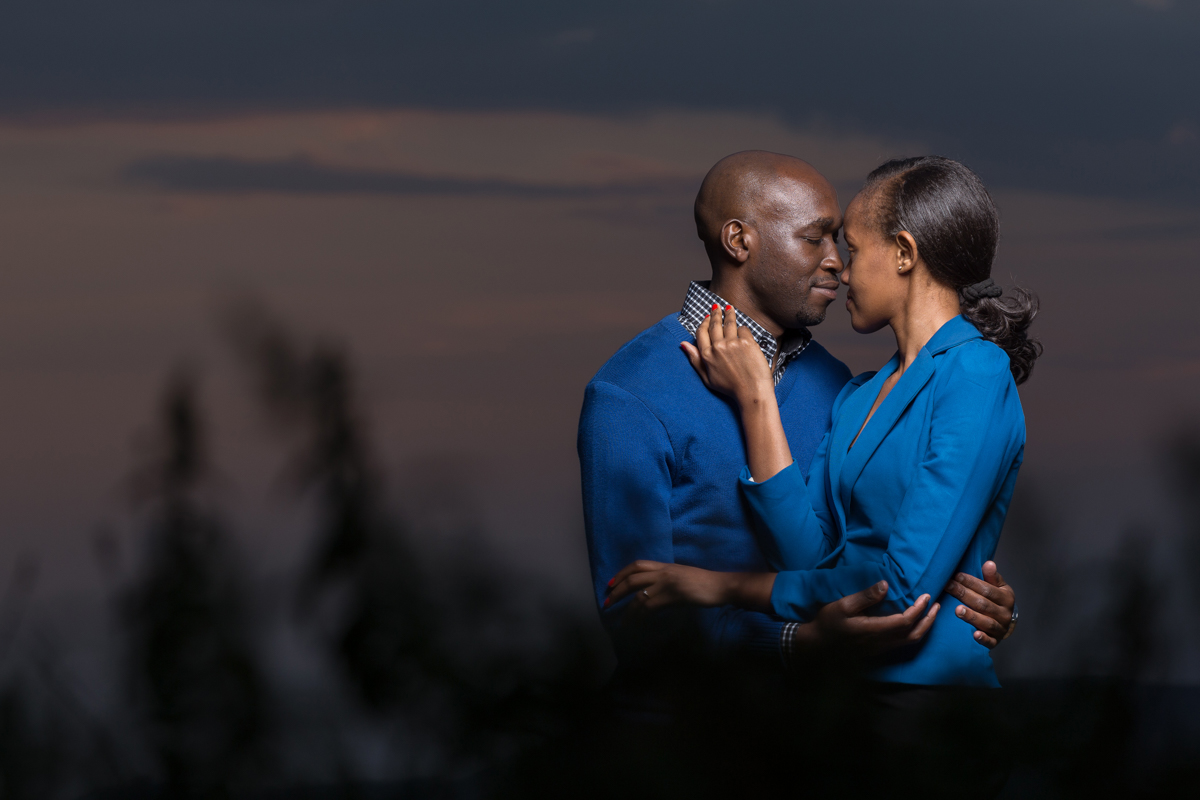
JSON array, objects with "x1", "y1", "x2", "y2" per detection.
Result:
[
  {"x1": 839, "y1": 349, "x2": 936, "y2": 508},
  {"x1": 823, "y1": 316, "x2": 983, "y2": 547},
  {"x1": 824, "y1": 358, "x2": 896, "y2": 540}
]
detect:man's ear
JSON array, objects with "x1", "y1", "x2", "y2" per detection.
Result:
[
  {"x1": 895, "y1": 231, "x2": 918, "y2": 273},
  {"x1": 721, "y1": 220, "x2": 754, "y2": 265}
]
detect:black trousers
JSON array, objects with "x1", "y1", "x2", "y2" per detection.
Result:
[
  {"x1": 500, "y1": 669, "x2": 1013, "y2": 800},
  {"x1": 854, "y1": 682, "x2": 1013, "y2": 799}
]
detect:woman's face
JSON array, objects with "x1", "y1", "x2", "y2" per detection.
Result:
[{"x1": 841, "y1": 193, "x2": 904, "y2": 334}]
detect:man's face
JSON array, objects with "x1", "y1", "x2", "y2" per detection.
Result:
[{"x1": 745, "y1": 177, "x2": 844, "y2": 330}]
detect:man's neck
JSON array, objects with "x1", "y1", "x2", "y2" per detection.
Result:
[{"x1": 707, "y1": 277, "x2": 784, "y2": 339}]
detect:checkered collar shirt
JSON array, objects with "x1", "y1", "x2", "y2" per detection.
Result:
[
  {"x1": 680, "y1": 280, "x2": 810, "y2": 665},
  {"x1": 679, "y1": 281, "x2": 811, "y2": 386}
]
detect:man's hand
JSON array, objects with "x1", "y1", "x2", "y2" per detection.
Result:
[
  {"x1": 795, "y1": 580, "x2": 940, "y2": 656},
  {"x1": 944, "y1": 560, "x2": 1015, "y2": 648}
]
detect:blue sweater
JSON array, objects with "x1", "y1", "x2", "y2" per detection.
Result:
[
  {"x1": 578, "y1": 314, "x2": 852, "y2": 674},
  {"x1": 741, "y1": 316, "x2": 1026, "y2": 687}
]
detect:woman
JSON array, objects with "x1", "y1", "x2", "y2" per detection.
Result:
[{"x1": 609, "y1": 157, "x2": 1039, "y2": 790}]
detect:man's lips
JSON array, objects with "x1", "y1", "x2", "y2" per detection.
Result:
[{"x1": 811, "y1": 283, "x2": 840, "y2": 300}]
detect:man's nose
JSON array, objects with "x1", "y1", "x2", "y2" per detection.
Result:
[{"x1": 823, "y1": 245, "x2": 844, "y2": 274}]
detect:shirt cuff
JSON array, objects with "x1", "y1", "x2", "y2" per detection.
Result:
[{"x1": 779, "y1": 621, "x2": 801, "y2": 669}]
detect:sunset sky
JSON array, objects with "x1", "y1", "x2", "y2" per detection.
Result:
[{"x1": 0, "y1": 0, "x2": 1197, "y2": 678}]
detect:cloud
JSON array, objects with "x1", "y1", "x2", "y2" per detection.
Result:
[
  {"x1": 1097, "y1": 220, "x2": 1200, "y2": 240},
  {"x1": 120, "y1": 154, "x2": 696, "y2": 198},
  {"x1": 1168, "y1": 122, "x2": 1198, "y2": 145},
  {"x1": 0, "y1": 1, "x2": 1196, "y2": 200}
]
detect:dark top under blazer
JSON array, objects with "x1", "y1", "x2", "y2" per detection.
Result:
[{"x1": 741, "y1": 316, "x2": 1026, "y2": 687}]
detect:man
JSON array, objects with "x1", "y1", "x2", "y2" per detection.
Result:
[{"x1": 578, "y1": 151, "x2": 1015, "y2": 708}]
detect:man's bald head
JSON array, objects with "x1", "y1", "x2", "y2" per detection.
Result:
[
  {"x1": 691, "y1": 151, "x2": 844, "y2": 334},
  {"x1": 694, "y1": 150, "x2": 833, "y2": 261}
]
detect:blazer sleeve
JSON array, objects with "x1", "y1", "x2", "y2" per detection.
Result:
[
  {"x1": 768, "y1": 356, "x2": 1023, "y2": 621},
  {"x1": 579, "y1": 380, "x2": 784, "y2": 664},
  {"x1": 737, "y1": 374, "x2": 868, "y2": 571},
  {"x1": 737, "y1": 432, "x2": 838, "y2": 571}
]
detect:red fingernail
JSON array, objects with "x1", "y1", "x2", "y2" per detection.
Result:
[
  {"x1": 607, "y1": 577, "x2": 615, "y2": 587},
  {"x1": 725, "y1": 304, "x2": 732, "y2": 310},
  {"x1": 712, "y1": 303, "x2": 719, "y2": 310},
  {"x1": 704, "y1": 314, "x2": 710, "y2": 319},
  {"x1": 603, "y1": 596, "x2": 611, "y2": 608}
]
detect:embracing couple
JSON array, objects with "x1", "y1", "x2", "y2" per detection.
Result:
[{"x1": 578, "y1": 152, "x2": 1038, "y2": 796}]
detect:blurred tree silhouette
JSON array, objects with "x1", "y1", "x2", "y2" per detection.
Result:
[
  {"x1": 0, "y1": 680, "x2": 63, "y2": 799},
  {"x1": 224, "y1": 304, "x2": 606, "y2": 779},
  {"x1": 0, "y1": 305, "x2": 1194, "y2": 797},
  {"x1": 1168, "y1": 427, "x2": 1200, "y2": 611},
  {"x1": 120, "y1": 374, "x2": 267, "y2": 798},
  {"x1": 995, "y1": 434, "x2": 1200, "y2": 798}
]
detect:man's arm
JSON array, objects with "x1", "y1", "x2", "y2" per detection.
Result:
[
  {"x1": 605, "y1": 560, "x2": 1015, "y2": 656},
  {"x1": 607, "y1": 562, "x2": 938, "y2": 653},
  {"x1": 579, "y1": 380, "x2": 784, "y2": 665}
]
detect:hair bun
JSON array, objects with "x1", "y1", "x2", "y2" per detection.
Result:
[{"x1": 961, "y1": 278, "x2": 1003, "y2": 302}]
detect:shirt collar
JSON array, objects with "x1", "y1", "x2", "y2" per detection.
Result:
[{"x1": 678, "y1": 281, "x2": 811, "y2": 381}]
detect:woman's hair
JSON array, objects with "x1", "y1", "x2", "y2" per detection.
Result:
[{"x1": 862, "y1": 156, "x2": 1042, "y2": 385}]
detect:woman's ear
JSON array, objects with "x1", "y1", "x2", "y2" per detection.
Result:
[
  {"x1": 721, "y1": 219, "x2": 754, "y2": 264},
  {"x1": 895, "y1": 231, "x2": 918, "y2": 273}
]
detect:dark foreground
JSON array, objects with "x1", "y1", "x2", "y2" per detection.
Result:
[
  {"x1": 24, "y1": 313, "x2": 1196, "y2": 800},
  {"x1": 68, "y1": 677, "x2": 1200, "y2": 800}
]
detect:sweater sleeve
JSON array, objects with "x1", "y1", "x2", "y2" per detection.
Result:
[
  {"x1": 768, "y1": 359, "x2": 1022, "y2": 621},
  {"x1": 579, "y1": 380, "x2": 783, "y2": 664}
]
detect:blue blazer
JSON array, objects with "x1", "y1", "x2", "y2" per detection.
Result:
[{"x1": 740, "y1": 316, "x2": 1025, "y2": 687}]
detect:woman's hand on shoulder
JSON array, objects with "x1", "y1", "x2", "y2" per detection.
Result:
[{"x1": 681, "y1": 304, "x2": 774, "y2": 407}]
